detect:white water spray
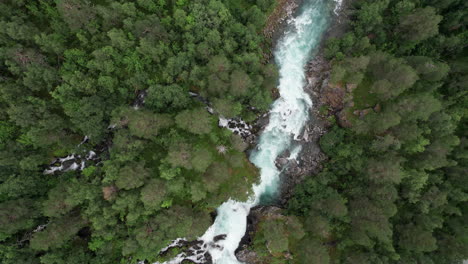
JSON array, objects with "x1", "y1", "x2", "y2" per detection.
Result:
[
  {"x1": 199, "y1": 1, "x2": 331, "y2": 263},
  {"x1": 158, "y1": 0, "x2": 334, "y2": 263}
]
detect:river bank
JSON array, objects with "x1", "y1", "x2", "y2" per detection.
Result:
[
  {"x1": 154, "y1": 1, "x2": 351, "y2": 263},
  {"x1": 262, "y1": 0, "x2": 302, "y2": 61},
  {"x1": 248, "y1": 0, "x2": 352, "y2": 206},
  {"x1": 278, "y1": 0, "x2": 352, "y2": 205},
  {"x1": 235, "y1": 0, "x2": 352, "y2": 262}
]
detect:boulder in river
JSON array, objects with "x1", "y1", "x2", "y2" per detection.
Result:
[{"x1": 213, "y1": 234, "x2": 227, "y2": 242}]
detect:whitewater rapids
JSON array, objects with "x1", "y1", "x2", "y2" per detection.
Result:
[
  {"x1": 199, "y1": 1, "x2": 332, "y2": 263},
  {"x1": 157, "y1": 0, "x2": 336, "y2": 263}
]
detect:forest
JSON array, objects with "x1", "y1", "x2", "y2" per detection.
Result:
[
  {"x1": 0, "y1": 0, "x2": 277, "y2": 263},
  {"x1": 250, "y1": 0, "x2": 468, "y2": 263},
  {"x1": 0, "y1": 0, "x2": 466, "y2": 263}
]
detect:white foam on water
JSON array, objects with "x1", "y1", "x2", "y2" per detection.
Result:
[
  {"x1": 198, "y1": 1, "x2": 330, "y2": 263},
  {"x1": 157, "y1": 0, "x2": 332, "y2": 263},
  {"x1": 333, "y1": 0, "x2": 343, "y2": 15}
]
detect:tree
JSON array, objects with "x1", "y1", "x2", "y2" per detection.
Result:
[
  {"x1": 110, "y1": 130, "x2": 145, "y2": 162},
  {"x1": 175, "y1": 107, "x2": 213, "y2": 135},
  {"x1": 261, "y1": 63, "x2": 278, "y2": 91},
  {"x1": 354, "y1": 0, "x2": 389, "y2": 34},
  {"x1": 391, "y1": 93, "x2": 442, "y2": 122},
  {"x1": 317, "y1": 193, "x2": 348, "y2": 218},
  {"x1": 353, "y1": 110, "x2": 401, "y2": 135},
  {"x1": 369, "y1": 79, "x2": 392, "y2": 100},
  {"x1": 107, "y1": 28, "x2": 134, "y2": 50},
  {"x1": 245, "y1": 6, "x2": 266, "y2": 30},
  {"x1": 398, "y1": 7, "x2": 442, "y2": 42},
  {"x1": 370, "y1": 134, "x2": 401, "y2": 152},
  {"x1": 345, "y1": 56, "x2": 370, "y2": 74},
  {"x1": 173, "y1": 9, "x2": 187, "y2": 29},
  {"x1": 227, "y1": 152, "x2": 244, "y2": 168},
  {"x1": 416, "y1": 135, "x2": 459, "y2": 170},
  {"x1": 348, "y1": 197, "x2": 394, "y2": 248},
  {"x1": 131, "y1": 15, "x2": 167, "y2": 41},
  {"x1": 132, "y1": 206, "x2": 211, "y2": 258},
  {"x1": 30, "y1": 214, "x2": 86, "y2": 251},
  {"x1": 230, "y1": 134, "x2": 248, "y2": 152},
  {"x1": 43, "y1": 184, "x2": 79, "y2": 217},
  {"x1": 158, "y1": 162, "x2": 182, "y2": 181},
  {"x1": 397, "y1": 224, "x2": 437, "y2": 253},
  {"x1": 128, "y1": 111, "x2": 173, "y2": 139},
  {"x1": 406, "y1": 56, "x2": 450, "y2": 82},
  {"x1": 303, "y1": 212, "x2": 330, "y2": 239},
  {"x1": 146, "y1": 84, "x2": 189, "y2": 112},
  {"x1": 60, "y1": 96, "x2": 107, "y2": 141},
  {"x1": 140, "y1": 179, "x2": 166, "y2": 211},
  {"x1": 190, "y1": 182, "x2": 207, "y2": 202},
  {"x1": 368, "y1": 53, "x2": 419, "y2": 100},
  {"x1": 229, "y1": 70, "x2": 251, "y2": 97},
  {"x1": 212, "y1": 98, "x2": 241, "y2": 118},
  {"x1": 400, "y1": 169, "x2": 429, "y2": 202},
  {"x1": 207, "y1": 55, "x2": 230, "y2": 77},
  {"x1": 262, "y1": 219, "x2": 289, "y2": 254},
  {"x1": 0, "y1": 199, "x2": 37, "y2": 239},
  {"x1": 39, "y1": 245, "x2": 93, "y2": 264},
  {"x1": 115, "y1": 162, "x2": 149, "y2": 190},
  {"x1": 0, "y1": 244, "x2": 39, "y2": 264},
  {"x1": 190, "y1": 147, "x2": 213, "y2": 172},
  {"x1": 203, "y1": 162, "x2": 229, "y2": 192},
  {"x1": 294, "y1": 237, "x2": 330, "y2": 264},
  {"x1": 206, "y1": 73, "x2": 229, "y2": 96},
  {"x1": 249, "y1": 89, "x2": 272, "y2": 111},
  {"x1": 56, "y1": 0, "x2": 96, "y2": 31},
  {"x1": 366, "y1": 154, "x2": 404, "y2": 184},
  {"x1": 0, "y1": 121, "x2": 16, "y2": 148},
  {"x1": 166, "y1": 143, "x2": 192, "y2": 169},
  {"x1": 252, "y1": 215, "x2": 305, "y2": 261}
]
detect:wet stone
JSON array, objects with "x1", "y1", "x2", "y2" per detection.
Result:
[{"x1": 213, "y1": 234, "x2": 227, "y2": 242}]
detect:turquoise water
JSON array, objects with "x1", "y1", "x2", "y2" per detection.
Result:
[
  {"x1": 157, "y1": 0, "x2": 337, "y2": 263},
  {"x1": 200, "y1": 1, "x2": 334, "y2": 263}
]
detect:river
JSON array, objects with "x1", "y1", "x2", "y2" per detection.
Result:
[{"x1": 159, "y1": 0, "x2": 337, "y2": 263}]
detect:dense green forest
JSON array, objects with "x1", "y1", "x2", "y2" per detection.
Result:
[
  {"x1": 250, "y1": 0, "x2": 467, "y2": 263},
  {"x1": 1, "y1": 0, "x2": 467, "y2": 263},
  {"x1": 0, "y1": 0, "x2": 277, "y2": 263}
]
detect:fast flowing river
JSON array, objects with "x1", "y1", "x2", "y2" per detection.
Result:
[{"x1": 161, "y1": 0, "x2": 338, "y2": 263}]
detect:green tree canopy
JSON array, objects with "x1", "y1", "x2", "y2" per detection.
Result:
[{"x1": 398, "y1": 7, "x2": 442, "y2": 42}]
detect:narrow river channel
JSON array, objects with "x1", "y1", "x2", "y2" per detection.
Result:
[{"x1": 160, "y1": 0, "x2": 337, "y2": 263}]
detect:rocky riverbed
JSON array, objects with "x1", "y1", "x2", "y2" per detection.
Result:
[
  {"x1": 234, "y1": 1, "x2": 354, "y2": 262},
  {"x1": 152, "y1": 1, "x2": 353, "y2": 263},
  {"x1": 275, "y1": 0, "x2": 353, "y2": 206},
  {"x1": 262, "y1": 0, "x2": 302, "y2": 61},
  {"x1": 233, "y1": 54, "x2": 333, "y2": 263}
]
